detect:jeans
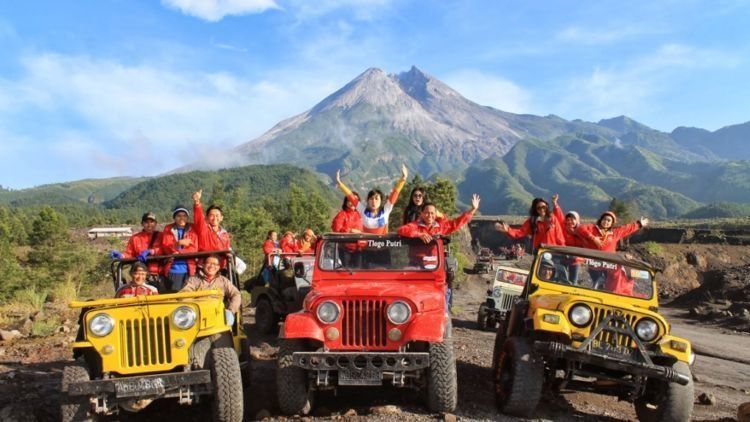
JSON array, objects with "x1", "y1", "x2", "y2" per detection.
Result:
[{"x1": 167, "y1": 272, "x2": 189, "y2": 292}]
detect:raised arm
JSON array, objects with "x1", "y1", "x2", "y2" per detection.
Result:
[
  {"x1": 336, "y1": 169, "x2": 359, "y2": 207},
  {"x1": 387, "y1": 164, "x2": 408, "y2": 205}
]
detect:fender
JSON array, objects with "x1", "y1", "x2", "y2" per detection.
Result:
[
  {"x1": 402, "y1": 310, "x2": 447, "y2": 343},
  {"x1": 531, "y1": 308, "x2": 572, "y2": 337},
  {"x1": 282, "y1": 312, "x2": 325, "y2": 342}
]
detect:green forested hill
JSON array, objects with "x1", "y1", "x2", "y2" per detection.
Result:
[
  {"x1": 0, "y1": 177, "x2": 147, "y2": 206},
  {"x1": 105, "y1": 164, "x2": 338, "y2": 217}
]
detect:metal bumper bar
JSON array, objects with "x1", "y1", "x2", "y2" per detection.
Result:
[
  {"x1": 292, "y1": 351, "x2": 429, "y2": 372},
  {"x1": 67, "y1": 370, "x2": 212, "y2": 398}
]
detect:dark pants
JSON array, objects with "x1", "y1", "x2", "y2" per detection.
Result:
[
  {"x1": 166, "y1": 272, "x2": 189, "y2": 292},
  {"x1": 589, "y1": 269, "x2": 607, "y2": 290}
]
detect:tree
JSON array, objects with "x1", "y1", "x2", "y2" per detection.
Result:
[
  {"x1": 228, "y1": 207, "x2": 277, "y2": 274},
  {"x1": 283, "y1": 184, "x2": 331, "y2": 235},
  {"x1": 608, "y1": 198, "x2": 633, "y2": 223},
  {"x1": 389, "y1": 175, "x2": 458, "y2": 231}
]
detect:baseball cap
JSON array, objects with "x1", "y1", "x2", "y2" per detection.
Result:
[
  {"x1": 172, "y1": 205, "x2": 190, "y2": 218},
  {"x1": 141, "y1": 212, "x2": 157, "y2": 223}
]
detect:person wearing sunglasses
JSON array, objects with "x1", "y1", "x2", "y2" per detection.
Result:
[{"x1": 495, "y1": 196, "x2": 565, "y2": 253}]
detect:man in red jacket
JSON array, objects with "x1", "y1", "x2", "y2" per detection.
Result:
[
  {"x1": 109, "y1": 211, "x2": 162, "y2": 280},
  {"x1": 191, "y1": 189, "x2": 231, "y2": 252}
]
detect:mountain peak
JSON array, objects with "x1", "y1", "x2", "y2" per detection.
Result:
[
  {"x1": 597, "y1": 115, "x2": 653, "y2": 134},
  {"x1": 311, "y1": 67, "x2": 408, "y2": 113}
]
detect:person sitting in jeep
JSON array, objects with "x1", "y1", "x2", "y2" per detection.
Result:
[
  {"x1": 115, "y1": 262, "x2": 159, "y2": 298},
  {"x1": 180, "y1": 254, "x2": 241, "y2": 326},
  {"x1": 537, "y1": 256, "x2": 569, "y2": 284}
]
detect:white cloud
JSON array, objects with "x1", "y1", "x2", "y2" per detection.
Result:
[
  {"x1": 556, "y1": 25, "x2": 662, "y2": 45},
  {"x1": 443, "y1": 70, "x2": 532, "y2": 114},
  {"x1": 161, "y1": 0, "x2": 279, "y2": 22},
  {"x1": 556, "y1": 44, "x2": 741, "y2": 121},
  {"x1": 283, "y1": 0, "x2": 392, "y2": 22}
]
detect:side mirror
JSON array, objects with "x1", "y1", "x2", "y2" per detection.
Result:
[{"x1": 293, "y1": 262, "x2": 306, "y2": 278}]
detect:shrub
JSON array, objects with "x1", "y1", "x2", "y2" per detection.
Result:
[{"x1": 643, "y1": 241, "x2": 663, "y2": 256}]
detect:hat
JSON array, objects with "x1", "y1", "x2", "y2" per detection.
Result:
[
  {"x1": 565, "y1": 211, "x2": 580, "y2": 225},
  {"x1": 172, "y1": 205, "x2": 189, "y2": 218},
  {"x1": 540, "y1": 258, "x2": 555, "y2": 269},
  {"x1": 599, "y1": 211, "x2": 617, "y2": 225},
  {"x1": 141, "y1": 212, "x2": 157, "y2": 223},
  {"x1": 130, "y1": 261, "x2": 148, "y2": 274}
]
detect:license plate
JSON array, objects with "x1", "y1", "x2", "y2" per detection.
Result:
[
  {"x1": 338, "y1": 368, "x2": 382, "y2": 386},
  {"x1": 591, "y1": 340, "x2": 632, "y2": 357},
  {"x1": 115, "y1": 377, "x2": 166, "y2": 398}
]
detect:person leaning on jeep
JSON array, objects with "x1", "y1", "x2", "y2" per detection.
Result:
[{"x1": 180, "y1": 254, "x2": 241, "y2": 326}]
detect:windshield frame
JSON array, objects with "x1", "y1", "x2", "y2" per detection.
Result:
[
  {"x1": 530, "y1": 246, "x2": 656, "y2": 301},
  {"x1": 316, "y1": 235, "x2": 444, "y2": 273}
]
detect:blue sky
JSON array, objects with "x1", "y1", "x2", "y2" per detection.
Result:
[{"x1": 0, "y1": 0, "x2": 748, "y2": 189}]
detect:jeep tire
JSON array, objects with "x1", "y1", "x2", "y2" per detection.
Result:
[
  {"x1": 634, "y1": 361, "x2": 694, "y2": 422},
  {"x1": 61, "y1": 358, "x2": 94, "y2": 422},
  {"x1": 426, "y1": 338, "x2": 458, "y2": 413},
  {"x1": 494, "y1": 337, "x2": 543, "y2": 417},
  {"x1": 255, "y1": 297, "x2": 278, "y2": 334},
  {"x1": 210, "y1": 347, "x2": 244, "y2": 422},
  {"x1": 277, "y1": 339, "x2": 314, "y2": 415},
  {"x1": 477, "y1": 304, "x2": 488, "y2": 330}
]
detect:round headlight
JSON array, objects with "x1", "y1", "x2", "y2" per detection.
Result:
[
  {"x1": 387, "y1": 301, "x2": 411, "y2": 325},
  {"x1": 492, "y1": 287, "x2": 502, "y2": 298},
  {"x1": 569, "y1": 305, "x2": 592, "y2": 327},
  {"x1": 316, "y1": 301, "x2": 340, "y2": 324},
  {"x1": 89, "y1": 313, "x2": 114, "y2": 337},
  {"x1": 172, "y1": 306, "x2": 197, "y2": 330},
  {"x1": 635, "y1": 318, "x2": 659, "y2": 342}
]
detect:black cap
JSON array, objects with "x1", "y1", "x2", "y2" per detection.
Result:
[
  {"x1": 141, "y1": 212, "x2": 157, "y2": 223},
  {"x1": 172, "y1": 205, "x2": 189, "y2": 218}
]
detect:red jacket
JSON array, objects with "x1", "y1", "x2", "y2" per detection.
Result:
[
  {"x1": 193, "y1": 203, "x2": 231, "y2": 252},
  {"x1": 577, "y1": 222, "x2": 642, "y2": 252},
  {"x1": 552, "y1": 205, "x2": 583, "y2": 247},
  {"x1": 505, "y1": 216, "x2": 565, "y2": 250},
  {"x1": 280, "y1": 237, "x2": 298, "y2": 253},
  {"x1": 123, "y1": 230, "x2": 162, "y2": 274},
  {"x1": 332, "y1": 209, "x2": 363, "y2": 233},
  {"x1": 159, "y1": 223, "x2": 198, "y2": 276},
  {"x1": 605, "y1": 267, "x2": 634, "y2": 296},
  {"x1": 263, "y1": 239, "x2": 280, "y2": 265},
  {"x1": 397, "y1": 210, "x2": 474, "y2": 238},
  {"x1": 115, "y1": 283, "x2": 159, "y2": 298}
]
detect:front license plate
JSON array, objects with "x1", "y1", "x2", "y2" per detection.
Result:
[
  {"x1": 591, "y1": 340, "x2": 632, "y2": 357},
  {"x1": 115, "y1": 377, "x2": 166, "y2": 398},
  {"x1": 338, "y1": 368, "x2": 382, "y2": 386}
]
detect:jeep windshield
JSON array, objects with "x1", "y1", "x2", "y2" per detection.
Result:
[
  {"x1": 536, "y1": 251, "x2": 653, "y2": 299},
  {"x1": 495, "y1": 268, "x2": 526, "y2": 286},
  {"x1": 318, "y1": 237, "x2": 441, "y2": 271}
]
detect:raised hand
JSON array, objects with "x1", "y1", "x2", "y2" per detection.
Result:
[
  {"x1": 471, "y1": 193, "x2": 481, "y2": 211},
  {"x1": 640, "y1": 217, "x2": 650, "y2": 227},
  {"x1": 401, "y1": 163, "x2": 408, "y2": 181},
  {"x1": 336, "y1": 169, "x2": 341, "y2": 184},
  {"x1": 192, "y1": 189, "x2": 202, "y2": 204},
  {"x1": 552, "y1": 193, "x2": 559, "y2": 207}
]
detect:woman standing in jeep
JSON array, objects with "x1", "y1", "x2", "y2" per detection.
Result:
[
  {"x1": 335, "y1": 164, "x2": 408, "y2": 234},
  {"x1": 495, "y1": 196, "x2": 565, "y2": 252},
  {"x1": 577, "y1": 211, "x2": 648, "y2": 252}
]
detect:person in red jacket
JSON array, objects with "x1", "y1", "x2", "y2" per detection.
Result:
[
  {"x1": 296, "y1": 229, "x2": 316, "y2": 253},
  {"x1": 551, "y1": 194, "x2": 584, "y2": 284},
  {"x1": 576, "y1": 211, "x2": 648, "y2": 252},
  {"x1": 115, "y1": 262, "x2": 159, "y2": 298},
  {"x1": 495, "y1": 197, "x2": 565, "y2": 252},
  {"x1": 332, "y1": 192, "x2": 364, "y2": 234},
  {"x1": 159, "y1": 205, "x2": 199, "y2": 291},
  {"x1": 280, "y1": 231, "x2": 298, "y2": 253},
  {"x1": 109, "y1": 211, "x2": 162, "y2": 279},
  {"x1": 191, "y1": 189, "x2": 231, "y2": 251}
]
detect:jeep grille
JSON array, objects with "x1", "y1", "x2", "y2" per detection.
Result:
[
  {"x1": 342, "y1": 300, "x2": 387, "y2": 347},
  {"x1": 590, "y1": 306, "x2": 639, "y2": 348},
  {"x1": 120, "y1": 317, "x2": 172, "y2": 367},
  {"x1": 495, "y1": 290, "x2": 519, "y2": 312}
]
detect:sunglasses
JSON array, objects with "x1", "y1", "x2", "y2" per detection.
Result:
[
  {"x1": 413, "y1": 194, "x2": 423, "y2": 198},
  {"x1": 536, "y1": 205, "x2": 548, "y2": 210}
]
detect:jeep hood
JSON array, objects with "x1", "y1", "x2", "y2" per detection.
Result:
[
  {"x1": 69, "y1": 290, "x2": 222, "y2": 309},
  {"x1": 305, "y1": 281, "x2": 444, "y2": 313},
  {"x1": 532, "y1": 294, "x2": 661, "y2": 319}
]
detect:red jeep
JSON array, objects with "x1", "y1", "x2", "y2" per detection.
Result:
[{"x1": 276, "y1": 233, "x2": 457, "y2": 415}]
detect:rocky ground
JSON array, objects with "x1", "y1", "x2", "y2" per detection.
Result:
[{"x1": 1, "y1": 248, "x2": 749, "y2": 421}]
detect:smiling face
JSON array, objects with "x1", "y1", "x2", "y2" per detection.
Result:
[
  {"x1": 540, "y1": 265, "x2": 554, "y2": 280},
  {"x1": 600, "y1": 215, "x2": 614, "y2": 229},
  {"x1": 132, "y1": 268, "x2": 147, "y2": 286},
  {"x1": 207, "y1": 208, "x2": 223, "y2": 228},
  {"x1": 141, "y1": 218, "x2": 157, "y2": 233},
  {"x1": 565, "y1": 215, "x2": 577, "y2": 229},
  {"x1": 173, "y1": 211, "x2": 188, "y2": 227},
  {"x1": 535, "y1": 203, "x2": 548, "y2": 217},
  {"x1": 204, "y1": 256, "x2": 220, "y2": 278},
  {"x1": 421, "y1": 204, "x2": 438, "y2": 225}
]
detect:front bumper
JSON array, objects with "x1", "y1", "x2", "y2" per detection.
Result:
[
  {"x1": 67, "y1": 370, "x2": 212, "y2": 398},
  {"x1": 533, "y1": 341, "x2": 691, "y2": 386},
  {"x1": 292, "y1": 351, "x2": 430, "y2": 386}
]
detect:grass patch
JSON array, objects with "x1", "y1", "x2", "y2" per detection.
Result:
[
  {"x1": 13, "y1": 288, "x2": 48, "y2": 312},
  {"x1": 643, "y1": 241, "x2": 663, "y2": 256},
  {"x1": 31, "y1": 315, "x2": 60, "y2": 337},
  {"x1": 50, "y1": 277, "x2": 80, "y2": 305}
]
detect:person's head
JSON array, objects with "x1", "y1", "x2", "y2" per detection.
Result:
[
  {"x1": 172, "y1": 205, "x2": 189, "y2": 228},
  {"x1": 408, "y1": 187, "x2": 426, "y2": 207},
  {"x1": 303, "y1": 228, "x2": 314, "y2": 241},
  {"x1": 267, "y1": 230, "x2": 277, "y2": 241},
  {"x1": 529, "y1": 198, "x2": 549, "y2": 218},
  {"x1": 204, "y1": 255, "x2": 221, "y2": 278},
  {"x1": 283, "y1": 231, "x2": 295, "y2": 240},
  {"x1": 141, "y1": 212, "x2": 157, "y2": 233},
  {"x1": 420, "y1": 202, "x2": 438, "y2": 225},
  {"x1": 206, "y1": 205, "x2": 223, "y2": 228},
  {"x1": 565, "y1": 211, "x2": 580, "y2": 230},
  {"x1": 597, "y1": 211, "x2": 617, "y2": 230},
  {"x1": 130, "y1": 262, "x2": 148, "y2": 286},
  {"x1": 539, "y1": 259, "x2": 555, "y2": 280},
  {"x1": 341, "y1": 192, "x2": 360, "y2": 211},
  {"x1": 366, "y1": 189, "x2": 384, "y2": 212}
]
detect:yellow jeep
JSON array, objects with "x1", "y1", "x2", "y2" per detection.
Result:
[
  {"x1": 492, "y1": 245, "x2": 694, "y2": 421},
  {"x1": 60, "y1": 251, "x2": 248, "y2": 422}
]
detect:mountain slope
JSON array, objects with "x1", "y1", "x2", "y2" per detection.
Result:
[
  {"x1": 0, "y1": 177, "x2": 147, "y2": 207},
  {"x1": 671, "y1": 121, "x2": 750, "y2": 160}
]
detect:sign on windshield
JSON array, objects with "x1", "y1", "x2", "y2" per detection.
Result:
[
  {"x1": 495, "y1": 269, "x2": 526, "y2": 286},
  {"x1": 318, "y1": 238, "x2": 441, "y2": 271},
  {"x1": 535, "y1": 252, "x2": 653, "y2": 299}
]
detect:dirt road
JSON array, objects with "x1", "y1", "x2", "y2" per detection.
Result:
[{"x1": 1, "y1": 267, "x2": 748, "y2": 421}]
